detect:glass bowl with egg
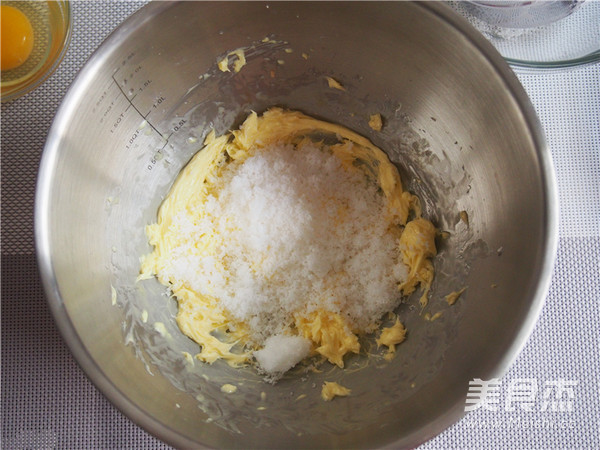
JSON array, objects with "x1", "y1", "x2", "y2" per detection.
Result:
[{"x1": 1, "y1": 0, "x2": 71, "y2": 102}]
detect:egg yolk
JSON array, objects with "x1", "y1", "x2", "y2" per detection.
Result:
[{"x1": 1, "y1": 5, "x2": 34, "y2": 71}]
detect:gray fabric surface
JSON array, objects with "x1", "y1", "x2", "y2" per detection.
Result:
[{"x1": 2, "y1": 1, "x2": 598, "y2": 448}]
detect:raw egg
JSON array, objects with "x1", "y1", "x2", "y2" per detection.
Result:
[{"x1": 1, "y1": 5, "x2": 34, "y2": 71}]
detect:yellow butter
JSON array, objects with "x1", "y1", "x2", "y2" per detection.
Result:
[
  {"x1": 140, "y1": 108, "x2": 437, "y2": 369},
  {"x1": 295, "y1": 310, "x2": 360, "y2": 368},
  {"x1": 321, "y1": 381, "x2": 351, "y2": 401}
]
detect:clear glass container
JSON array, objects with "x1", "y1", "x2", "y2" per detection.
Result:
[
  {"x1": 1, "y1": 1, "x2": 71, "y2": 102},
  {"x1": 449, "y1": 0, "x2": 600, "y2": 70}
]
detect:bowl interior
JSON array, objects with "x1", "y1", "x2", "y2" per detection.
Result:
[{"x1": 36, "y1": 2, "x2": 555, "y2": 448}]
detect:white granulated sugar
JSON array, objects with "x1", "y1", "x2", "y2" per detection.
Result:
[
  {"x1": 254, "y1": 334, "x2": 312, "y2": 374},
  {"x1": 165, "y1": 142, "x2": 408, "y2": 342}
]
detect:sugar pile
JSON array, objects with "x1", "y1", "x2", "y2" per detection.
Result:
[
  {"x1": 166, "y1": 142, "x2": 408, "y2": 343},
  {"x1": 254, "y1": 334, "x2": 312, "y2": 374}
]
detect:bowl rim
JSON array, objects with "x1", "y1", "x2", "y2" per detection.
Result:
[{"x1": 34, "y1": 1, "x2": 558, "y2": 448}]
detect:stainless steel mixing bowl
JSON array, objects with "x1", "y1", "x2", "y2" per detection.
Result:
[{"x1": 35, "y1": 2, "x2": 557, "y2": 448}]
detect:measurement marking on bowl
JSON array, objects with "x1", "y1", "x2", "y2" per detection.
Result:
[
  {"x1": 112, "y1": 69, "x2": 164, "y2": 138},
  {"x1": 90, "y1": 60, "x2": 192, "y2": 173}
]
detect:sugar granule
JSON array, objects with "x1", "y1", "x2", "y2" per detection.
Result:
[{"x1": 163, "y1": 142, "x2": 408, "y2": 342}]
